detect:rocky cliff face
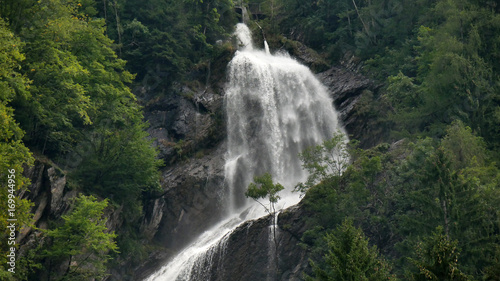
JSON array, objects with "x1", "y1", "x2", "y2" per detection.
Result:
[
  {"x1": 19, "y1": 38, "x2": 377, "y2": 280},
  {"x1": 319, "y1": 66, "x2": 374, "y2": 140},
  {"x1": 131, "y1": 56, "x2": 377, "y2": 279},
  {"x1": 18, "y1": 159, "x2": 124, "y2": 280},
  {"x1": 197, "y1": 204, "x2": 312, "y2": 281},
  {"x1": 131, "y1": 77, "x2": 231, "y2": 280},
  {"x1": 140, "y1": 85, "x2": 227, "y2": 244}
]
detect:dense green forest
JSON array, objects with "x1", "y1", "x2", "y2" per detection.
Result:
[
  {"x1": 259, "y1": 0, "x2": 500, "y2": 279},
  {"x1": 1, "y1": 0, "x2": 499, "y2": 280},
  {"x1": 0, "y1": 0, "x2": 234, "y2": 279}
]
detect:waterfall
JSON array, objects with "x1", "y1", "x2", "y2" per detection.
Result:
[
  {"x1": 225, "y1": 23, "x2": 343, "y2": 212},
  {"x1": 264, "y1": 40, "x2": 270, "y2": 54},
  {"x1": 144, "y1": 23, "x2": 345, "y2": 281}
]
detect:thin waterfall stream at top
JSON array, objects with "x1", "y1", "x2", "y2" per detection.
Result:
[{"x1": 144, "y1": 23, "x2": 346, "y2": 281}]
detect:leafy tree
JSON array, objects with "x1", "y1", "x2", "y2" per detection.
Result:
[
  {"x1": 441, "y1": 120, "x2": 487, "y2": 169},
  {"x1": 96, "y1": 0, "x2": 236, "y2": 88},
  {"x1": 245, "y1": 172, "x2": 284, "y2": 216},
  {"x1": 407, "y1": 226, "x2": 471, "y2": 281},
  {"x1": 73, "y1": 120, "x2": 162, "y2": 214},
  {"x1": 305, "y1": 219, "x2": 394, "y2": 281},
  {"x1": 245, "y1": 172, "x2": 284, "y2": 277},
  {"x1": 13, "y1": 0, "x2": 95, "y2": 154},
  {"x1": 44, "y1": 195, "x2": 118, "y2": 281},
  {"x1": 0, "y1": 17, "x2": 34, "y2": 279},
  {"x1": 8, "y1": 0, "x2": 162, "y2": 209},
  {"x1": 0, "y1": 0, "x2": 36, "y2": 32},
  {"x1": 295, "y1": 131, "x2": 350, "y2": 193}
]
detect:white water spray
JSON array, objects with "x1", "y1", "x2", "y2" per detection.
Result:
[
  {"x1": 264, "y1": 40, "x2": 270, "y2": 54},
  {"x1": 144, "y1": 23, "x2": 345, "y2": 281}
]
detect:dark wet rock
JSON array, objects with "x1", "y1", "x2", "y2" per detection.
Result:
[
  {"x1": 171, "y1": 203, "x2": 311, "y2": 281},
  {"x1": 319, "y1": 66, "x2": 372, "y2": 133},
  {"x1": 279, "y1": 37, "x2": 329, "y2": 73},
  {"x1": 20, "y1": 159, "x2": 123, "y2": 239},
  {"x1": 318, "y1": 66, "x2": 383, "y2": 147},
  {"x1": 152, "y1": 143, "x2": 227, "y2": 250},
  {"x1": 142, "y1": 85, "x2": 224, "y2": 164},
  {"x1": 19, "y1": 160, "x2": 73, "y2": 242},
  {"x1": 130, "y1": 143, "x2": 228, "y2": 281}
]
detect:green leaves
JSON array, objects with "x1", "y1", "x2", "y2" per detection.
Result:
[
  {"x1": 100, "y1": 0, "x2": 235, "y2": 88},
  {"x1": 45, "y1": 195, "x2": 118, "y2": 280},
  {"x1": 245, "y1": 173, "x2": 284, "y2": 214},
  {"x1": 295, "y1": 131, "x2": 349, "y2": 193},
  {"x1": 441, "y1": 120, "x2": 487, "y2": 169},
  {"x1": 0, "y1": 18, "x2": 34, "y2": 277},
  {"x1": 246, "y1": 173, "x2": 284, "y2": 203},
  {"x1": 73, "y1": 120, "x2": 162, "y2": 212},
  {"x1": 1, "y1": 1, "x2": 162, "y2": 273},
  {"x1": 394, "y1": 133, "x2": 500, "y2": 276}
]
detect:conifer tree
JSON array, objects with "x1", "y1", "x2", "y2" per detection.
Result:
[
  {"x1": 408, "y1": 226, "x2": 471, "y2": 281},
  {"x1": 305, "y1": 219, "x2": 394, "y2": 281}
]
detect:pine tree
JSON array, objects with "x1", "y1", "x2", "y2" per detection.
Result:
[
  {"x1": 408, "y1": 226, "x2": 471, "y2": 281},
  {"x1": 305, "y1": 219, "x2": 395, "y2": 281}
]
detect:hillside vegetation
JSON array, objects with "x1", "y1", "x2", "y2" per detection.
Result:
[{"x1": 1, "y1": 0, "x2": 499, "y2": 280}]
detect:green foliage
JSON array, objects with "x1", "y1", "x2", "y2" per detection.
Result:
[
  {"x1": 301, "y1": 129, "x2": 500, "y2": 279},
  {"x1": 0, "y1": 17, "x2": 34, "y2": 278},
  {"x1": 73, "y1": 120, "x2": 162, "y2": 212},
  {"x1": 245, "y1": 172, "x2": 284, "y2": 214},
  {"x1": 295, "y1": 131, "x2": 349, "y2": 193},
  {"x1": 305, "y1": 219, "x2": 395, "y2": 281},
  {"x1": 483, "y1": 246, "x2": 500, "y2": 281},
  {"x1": 44, "y1": 195, "x2": 118, "y2": 281},
  {"x1": 273, "y1": 0, "x2": 500, "y2": 149},
  {"x1": 385, "y1": 72, "x2": 420, "y2": 109},
  {"x1": 0, "y1": 0, "x2": 36, "y2": 32},
  {"x1": 407, "y1": 226, "x2": 471, "y2": 281},
  {"x1": 274, "y1": 0, "x2": 430, "y2": 62},
  {"x1": 379, "y1": 0, "x2": 499, "y2": 143},
  {"x1": 441, "y1": 120, "x2": 487, "y2": 169},
  {"x1": 394, "y1": 135, "x2": 500, "y2": 275},
  {"x1": 3, "y1": 0, "x2": 162, "y2": 201},
  {"x1": 97, "y1": 0, "x2": 236, "y2": 87},
  {"x1": 1, "y1": 0, "x2": 163, "y2": 272},
  {"x1": 12, "y1": 0, "x2": 144, "y2": 156}
]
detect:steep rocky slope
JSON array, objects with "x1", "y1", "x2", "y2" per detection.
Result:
[
  {"x1": 132, "y1": 58, "x2": 377, "y2": 279},
  {"x1": 19, "y1": 39, "x2": 377, "y2": 280}
]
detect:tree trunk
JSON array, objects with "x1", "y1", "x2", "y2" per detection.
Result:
[
  {"x1": 113, "y1": 0, "x2": 122, "y2": 56},
  {"x1": 351, "y1": 0, "x2": 370, "y2": 37}
]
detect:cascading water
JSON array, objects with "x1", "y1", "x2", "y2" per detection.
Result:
[{"x1": 144, "y1": 23, "x2": 345, "y2": 281}]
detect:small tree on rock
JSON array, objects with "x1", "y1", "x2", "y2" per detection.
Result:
[
  {"x1": 245, "y1": 173, "x2": 284, "y2": 216},
  {"x1": 245, "y1": 173, "x2": 284, "y2": 277}
]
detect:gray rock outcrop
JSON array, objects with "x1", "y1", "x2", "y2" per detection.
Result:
[{"x1": 132, "y1": 61, "x2": 376, "y2": 279}]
